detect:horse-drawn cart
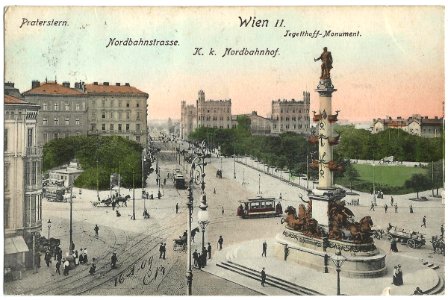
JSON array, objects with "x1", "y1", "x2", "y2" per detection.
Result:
[
  {"x1": 387, "y1": 227, "x2": 426, "y2": 248},
  {"x1": 430, "y1": 236, "x2": 445, "y2": 255},
  {"x1": 173, "y1": 236, "x2": 187, "y2": 251}
]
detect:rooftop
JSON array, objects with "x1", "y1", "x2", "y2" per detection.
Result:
[
  {"x1": 4, "y1": 94, "x2": 29, "y2": 105},
  {"x1": 85, "y1": 83, "x2": 148, "y2": 96},
  {"x1": 23, "y1": 82, "x2": 85, "y2": 96}
]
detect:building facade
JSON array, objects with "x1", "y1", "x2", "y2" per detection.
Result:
[
  {"x1": 372, "y1": 115, "x2": 443, "y2": 138},
  {"x1": 196, "y1": 90, "x2": 232, "y2": 129},
  {"x1": 23, "y1": 81, "x2": 88, "y2": 145},
  {"x1": 180, "y1": 101, "x2": 197, "y2": 139},
  {"x1": 271, "y1": 91, "x2": 311, "y2": 135},
  {"x1": 4, "y1": 94, "x2": 42, "y2": 272},
  {"x1": 244, "y1": 111, "x2": 272, "y2": 135},
  {"x1": 85, "y1": 82, "x2": 149, "y2": 145},
  {"x1": 22, "y1": 80, "x2": 149, "y2": 146}
]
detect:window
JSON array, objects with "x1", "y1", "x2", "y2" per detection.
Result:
[
  {"x1": 54, "y1": 133, "x2": 59, "y2": 139},
  {"x1": 102, "y1": 112, "x2": 106, "y2": 119},
  {"x1": 4, "y1": 129, "x2": 7, "y2": 152},
  {"x1": 27, "y1": 128, "x2": 33, "y2": 147},
  {"x1": 118, "y1": 101, "x2": 122, "y2": 108},
  {"x1": 75, "y1": 103, "x2": 80, "y2": 111},
  {"x1": 75, "y1": 119, "x2": 80, "y2": 126},
  {"x1": 102, "y1": 124, "x2": 106, "y2": 131},
  {"x1": 102, "y1": 99, "x2": 105, "y2": 107},
  {"x1": 54, "y1": 118, "x2": 59, "y2": 125},
  {"x1": 65, "y1": 103, "x2": 70, "y2": 111},
  {"x1": 118, "y1": 112, "x2": 122, "y2": 120},
  {"x1": 126, "y1": 103, "x2": 129, "y2": 108},
  {"x1": 136, "y1": 136, "x2": 140, "y2": 142},
  {"x1": 43, "y1": 103, "x2": 47, "y2": 110},
  {"x1": 118, "y1": 124, "x2": 122, "y2": 131},
  {"x1": 43, "y1": 118, "x2": 48, "y2": 125},
  {"x1": 126, "y1": 112, "x2": 130, "y2": 120},
  {"x1": 4, "y1": 198, "x2": 10, "y2": 228},
  {"x1": 136, "y1": 103, "x2": 139, "y2": 108},
  {"x1": 25, "y1": 161, "x2": 31, "y2": 185},
  {"x1": 65, "y1": 118, "x2": 70, "y2": 126},
  {"x1": 126, "y1": 124, "x2": 130, "y2": 131},
  {"x1": 4, "y1": 164, "x2": 9, "y2": 191},
  {"x1": 110, "y1": 124, "x2": 114, "y2": 130},
  {"x1": 136, "y1": 124, "x2": 140, "y2": 131},
  {"x1": 54, "y1": 103, "x2": 59, "y2": 111},
  {"x1": 32, "y1": 161, "x2": 37, "y2": 185},
  {"x1": 136, "y1": 112, "x2": 140, "y2": 120},
  {"x1": 43, "y1": 133, "x2": 48, "y2": 143},
  {"x1": 110, "y1": 112, "x2": 113, "y2": 119}
]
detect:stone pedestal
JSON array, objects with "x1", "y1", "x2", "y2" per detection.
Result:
[{"x1": 276, "y1": 229, "x2": 387, "y2": 278}]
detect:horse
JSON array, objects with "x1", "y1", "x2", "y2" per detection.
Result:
[
  {"x1": 191, "y1": 228, "x2": 200, "y2": 242},
  {"x1": 115, "y1": 195, "x2": 131, "y2": 207}
]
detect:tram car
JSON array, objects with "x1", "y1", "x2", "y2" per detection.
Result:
[
  {"x1": 237, "y1": 196, "x2": 283, "y2": 219},
  {"x1": 173, "y1": 174, "x2": 186, "y2": 189}
]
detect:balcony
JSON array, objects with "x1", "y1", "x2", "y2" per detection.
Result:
[{"x1": 26, "y1": 147, "x2": 43, "y2": 157}]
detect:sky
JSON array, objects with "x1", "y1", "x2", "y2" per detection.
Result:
[{"x1": 4, "y1": 6, "x2": 445, "y2": 121}]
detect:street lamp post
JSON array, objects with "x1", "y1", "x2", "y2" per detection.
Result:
[
  {"x1": 258, "y1": 173, "x2": 261, "y2": 194},
  {"x1": 331, "y1": 249, "x2": 347, "y2": 296},
  {"x1": 96, "y1": 158, "x2": 99, "y2": 200},
  {"x1": 142, "y1": 149, "x2": 146, "y2": 211},
  {"x1": 69, "y1": 186, "x2": 73, "y2": 254},
  {"x1": 132, "y1": 169, "x2": 136, "y2": 220},
  {"x1": 47, "y1": 219, "x2": 52, "y2": 239},
  {"x1": 186, "y1": 179, "x2": 193, "y2": 295}
]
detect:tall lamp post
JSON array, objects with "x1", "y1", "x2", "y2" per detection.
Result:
[
  {"x1": 258, "y1": 173, "x2": 261, "y2": 194},
  {"x1": 186, "y1": 179, "x2": 194, "y2": 295},
  {"x1": 69, "y1": 186, "x2": 74, "y2": 254},
  {"x1": 132, "y1": 168, "x2": 136, "y2": 220},
  {"x1": 142, "y1": 149, "x2": 146, "y2": 211},
  {"x1": 331, "y1": 249, "x2": 347, "y2": 296},
  {"x1": 47, "y1": 219, "x2": 52, "y2": 239},
  {"x1": 96, "y1": 158, "x2": 99, "y2": 200}
]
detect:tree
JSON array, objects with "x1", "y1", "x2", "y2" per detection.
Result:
[
  {"x1": 344, "y1": 163, "x2": 360, "y2": 192},
  {"x1": 404, "y1": 174, "x2": 432, "y2": 199},
  {"x1": 428, "y1": 160, "x2": 444, "y2": 196}
]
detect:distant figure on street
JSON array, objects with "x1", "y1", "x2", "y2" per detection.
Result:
[
  {"x1": 284, "y1": 244, "x2": 289, "y2": 261},
  {"x1": 396, "y1": 265, "x2": 403, "y2": 286},
  {"x1": 162, "y1": 243, "x2": 166, "y2": 259},
  {"x1": 89, "y1": 263, "x2": 96, "y2": 275},
  {"x1": 176, "y1": 203, "x2": 179, "y2": 214},
  {"x1": 74, "y1": 250, "x2": 79, "y2": 266},
  {"x1": 261, "y1": 268, "x2": 266, "y2": 286},
  {"x1": 193, "y1": 250, "x2": 199, "y2": 268},
  {"x1": 390, "y1": 238, "x2": 398, "y2": 253},
  {"x1": 159, "y1": 243, "x2": 164, "y2": 259},
  {"x1": 409, "y1": 204, "x2": 414, "y2": 213},
  {"x1": 83, "y1": 248, "x2": 88, "y2": 263},
  {"x1": 63, "y1": 259, "x2": 70, "y2": 276},
  {"x1": 370, "y1": 202, "x2": 375, "y2": 211},
  {"x1": 394, "y1": 204, "x2": 398, "y2": 213},
  {"x1": 207, "y1": 243, "x2": 212, "y2": 259},
  {"x1": 213, "y1": 188, "x2": 216, "y2": 194},
  {"x1": 116, "y1": 210, "x2": 121, "y2": 217},
  {"x1": 392, "y1": 266, "x2": 398, "y2": 285},
  {"x1": 441, "y1": 224, "x2": 444, "y2": 238},
  {"x1": 279, "y1": 193, "x2": 282, "y2": 200},
  {"x1": 384, "y1": 204, "x2": 388, "y2": 213},
  {"x1": 94, "y1": 224, "x2": 99, "y2": 238},
  {"x1": 421, "y1": 216, "x2": 427, "y2": 228},
  {"x1": 262, "y1": 241, "x2": 267, "y2": 257},
  {"x1": 221, "y1": 206, "x2": 224, "y2": 215},
  {"x1": 55, "y1": 260, "x2": 61, "y2": 275},
  {"x1": 111, "y1": 253, "x2": 118, "y2": 269},
  {"x1": 218, "y1": 235, "x2": 224, "y2": 250},
  {"x1": 143, "y1": 209, "x2": 150, "y2": 219},
  {"x1": 202, "y1": 247, "x2": 208, "y2": 266},
  {"x1": 45, "y1": 251, "x2": 52, "y2": 267},
  {"x1": 390, "y1": 196, "x2": 394, "y2": 206}
]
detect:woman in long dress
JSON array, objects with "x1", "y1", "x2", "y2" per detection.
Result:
[{"x1": 392, "y1": 266, "x2": 398, "y2": 285}]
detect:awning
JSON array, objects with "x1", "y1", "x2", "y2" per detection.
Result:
[{"x1": 4, "y1": 236, "x2": 30, "y2": 254}]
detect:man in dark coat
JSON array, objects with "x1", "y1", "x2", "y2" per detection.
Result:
[
  {"x1": 111, "y1": 253, "x2": 118, "y2": 269},
  {"x1": 218, "y1": 236, "x2": 224, "y2": 250},
  {"x1": 262, "y1": 241, "x2": 267, "y2": 257},
  {"x1": 207, "y1": 243, "x2": 212, "y2": 259},
  {"x1": 55, "y1": 259, "x2": 61, "y2": 275},
  {"x1": 192, "y1": 250, "x2": 199, "y2": 268},
  {"x1": 261, "y1": 268, "x2": 266, "y2": 286},
  {"x1": 159, "y1": 243, "x2": 164, "y2": 259}
]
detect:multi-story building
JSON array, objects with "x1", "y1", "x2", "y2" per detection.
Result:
[
  {"x1": 196, "y1": 90, "x2": 232, "y2": 129},
  {"x1": 372, "y1": 115, "x2": 443, "y2": 138},
  {"x1": 244, "y1": 111, "x2": 272, "y2": 135},
  {"x1": 180, "y1": 90, "x2": 232, "y2": 139},
  {"x1": 22, "y1": 80, "x2": 149, "y2": 146},
  {"x1": 271, "y1": 91, "x2": 311, "y2": 135},
  {"x1": 23, "y1": 81, "x2": 88, "y2": 145},
  {"x1": 4, "y1": 94, "x2": 42, "y2": 272},
  {"x1": 85, "y1": 82, "x2": 149, "y2": 145},
  {"x1": 180, "y1": 101, "x2": 197, "y2": 139}
]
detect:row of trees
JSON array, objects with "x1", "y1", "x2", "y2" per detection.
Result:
[
  {"x1": 43, "y1": 136, "x2": 146, "y2": 189},
  {"x1": 335, "y1": 126, "x2": 444, "y2": 162}
]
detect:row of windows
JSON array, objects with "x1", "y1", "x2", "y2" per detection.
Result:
[
  {"x1": 199, "y1": 116, "x2": 230, "y2": 121},
  {"x1": 199, "y1": 108, "x2": 231, "y2": 113},
  {"x1": 99, "y1": 123, "x2": 141, "y2": 131},
  {"x1": 42, "y1": 102, "x2": 84, "y2": 111},
  {"x1": 100, "y1": 111, "x2": 140, "y2": 120},
  {"x1": 44, "y1": 132, "x2": 81, "y2": 142},
  {"x1": 278, "y1": 108, "x2": 309, "y2": 114},
  {"x1": 43, "y1": 118, "x2": 81, "y2": 126},
  {"x1": 4, "y1": 128, "x2": 35, "y2": 152},
  {"x1": 24, "y1": 161, "x2": 40, "y2": 186},
  {"x1": 100, "y1": 99, "x2": 141, "y2": 108},
  {"x1": 273, "y1": 124, "x2": 309, "y2": 130},
  {"x1": 24, "y1": 194, "x2": 42, "y2": 227}
]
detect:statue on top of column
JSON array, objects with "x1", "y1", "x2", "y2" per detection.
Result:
[{"x1": 314, "y1": 47, "x2": 333, "y2": 79}]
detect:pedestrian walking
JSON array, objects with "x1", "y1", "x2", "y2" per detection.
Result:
[
  {"x1": 213, "y1": 188, "x2": 216, "y2": 194},
  {"x1": 396, "y1": 265, "x2": 403, "y2": 286},
  {"x1": 74, "y1": 250, "x2": 79, "y2": 266},
  {"x1": 162, "y1": 243, "x2": 166, "y2": 259},
  {"x1": 57, "y1": 249, "x2": 63, "y2": 262},
  {"x1": 175, "y1": 203, "x2": 179, "y2": 214},
  {"x1": 55, "y1": 260, "x2": 61, "y2": 275},
  {"x1": 261, "y1": 268, "x2": 266, "y2": 286},
  {"x1": 394, "y1": 204, "x2": 398, "y2": 213},
  {"x1": 218, "y1": 235, "x2": 224, "y2": 250},
  {"x1": 421, "y1": 216, "x2": 427, "y2": 228},
  {"x1": 409, "y1": 204, "x2": 414, "y2": 213},
  {"x1": 71, "y1": 241, "x2": 76, "y2": 251},
  {"x1": 207, "y1": 243, "x2": 212, "y2": 259},
  {"x1": 262, "y1": 241, "x2": 267, "y2": 257},
  {"x1": 79, "y1": 249, "x2": 84, "y2": 264},
  {"x1": 392, "y1": 266, "x2": 398, "y2": 285},
  {"x1": 111, "y1": 252, "x2": 118, "y2": 269},
  {"x1": 83, "y1": 248, "x2": 88, "y2": 263},
  {"x1": 45, "y1": 251, "x2": 52, "y2": 267},
  {"x1": 202, "y1": 247, "x2": 208, "y2": 266},
  {"x1": 193, "y1": 250, "x2": 199, "y2": 268},
  {"x1": 159, "y1": 243, "x2": 164, "y2": 258},
  {"x1": 94, "y1": 224, "x2": 99, "y2": 238},
  {"x1": 89, "y1": 263, "x2": 96, "y2": 275},
  {"x1": 370, "y1": 202, "x2": 375, "y2": 211},
  {"x1": 390, "y1": 238, "x2": 398, "y2": 252},
  {"x1": 221, "y1": 206, "x2": 224, "y2": 215},
  {"x1": 63, "y1": 259, "x2": 70, "y2": 276},
  {"x1": 441, "y1": 224, "x2": 444, "y2": 238},
  {"x1": 384, "y1": 204, "x2": 388, "y2": 213}
]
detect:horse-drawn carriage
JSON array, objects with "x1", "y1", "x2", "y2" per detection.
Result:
[
  {"x1": 387, "y1": 226, "x2": 426, "y2": 248},
  {"x1": 173, "y1": 228, "x2": 199, "y2": 251},
  {"x1": 371, "y1": 225, "x2": 385, "y2": 240},
  {"x1": 91, "y1": 195, "x2": 130, "y2": 207}
]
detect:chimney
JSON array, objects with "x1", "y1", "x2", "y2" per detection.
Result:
[
  {"x1": 435, "y1": 116, "x2": 438, "y2": 119},
  {"x1": 93, "y1": 82, "x2": 98, "y2": 85},
  {"x1": 32, "y1": 80, "x2": 40, "y2": 89},
  {"x1": 125, "y1": 83, "x2": 130, "y2": 86},
  {"x1": 425, "y1": 116, "x2": 428, "y2": 119},
  {"x1": 62, "y1": 81, "x2": 70, "y2": 88},
  {"x1": 74, "y1": 82, "x2": 80, "y2": 89},
  {"x1": 103, "y1": 82, "x2": 109, "y2": 86},
  {"x1": 5, "y1": 82, "x2": 14, "y2": 87},
  {"x1": 116, "y1": 83, "x2": 121, "y2": 86}
]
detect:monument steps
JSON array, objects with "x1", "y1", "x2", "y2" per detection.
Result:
[
  {"x1": 217, "y1": 261, "x2": 323, "y2": 295},
  {"x1": 423, "y1": 274, "x2": 444, "y2": 295}
]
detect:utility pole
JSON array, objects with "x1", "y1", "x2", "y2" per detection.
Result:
[
  {"x1": 96, "y1": 159, "x2": 99, "y2": 200},
  {"x1": 132, "y1": 169, "x2": 136, "y2": 220},
  {"x1": 69, "y1": 186, "x2": 73, "y2": 254}
]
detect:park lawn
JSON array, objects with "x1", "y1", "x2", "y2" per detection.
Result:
[{"x1": 352, "y1": 164, "x2": 427, "y2": 187}]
